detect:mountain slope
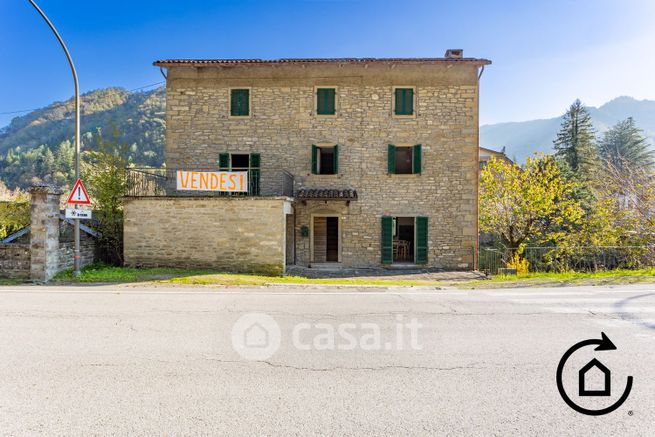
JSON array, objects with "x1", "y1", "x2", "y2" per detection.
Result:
[
  {"x1": 481, "y1": 97, "x2": 655, "y2": 162},
  {"x1": 0, "y1": 87, "x2": 165, "y2": 188}
]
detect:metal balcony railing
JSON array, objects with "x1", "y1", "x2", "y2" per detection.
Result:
[{"x1": 124, "y1": 168, "x2": 294, "y2": 198}]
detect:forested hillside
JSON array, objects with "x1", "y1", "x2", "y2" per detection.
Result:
[{"x1": 0, "y1": 87, "x2": 165, "y2": 189}]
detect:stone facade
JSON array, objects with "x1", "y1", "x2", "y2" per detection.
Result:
[
  {"x1": 123, "y1": 197, "x2": 291, "y2": 275},
  {"x1": 0, "y1": 244, "x2": 30, "y2": 278},
  {"x1": 29, "y1": 185, "x2": 63, "y2": 281},
  {"x1": 143, "y1": 57, "x2": 489, "y2": 270}
]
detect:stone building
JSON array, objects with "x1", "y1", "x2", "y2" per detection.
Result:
[{"x1": 123, "y1": 51, "x2": 491, "y2": 273}]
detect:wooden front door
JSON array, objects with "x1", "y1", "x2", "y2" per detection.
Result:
[{"x1": 313, "y1": 216, "x2": 339, "y2": 263}]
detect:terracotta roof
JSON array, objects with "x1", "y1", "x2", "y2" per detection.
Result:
[
  {"x1": 154, "y1": 57, "x2": 491, "y2": 67},
  {"x1": 296, "y1": 188, "x2": 358, "y2": 201}
]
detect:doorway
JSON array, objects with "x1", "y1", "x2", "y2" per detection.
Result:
[
  {"x1": 313, "y1": 216, "x2": 339, "y2": 263},
  {"x1": 393, "y1": 217, "x2": 415, "y2": 263}
]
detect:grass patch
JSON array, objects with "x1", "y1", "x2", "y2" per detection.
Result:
[
  {"x1": 462, "y1": 268, "x2": 655, "y2": 288},
  {"x1": 51, "y1": 264, "x2": 655, "y2": 288},
  {"x1": 169, "y1": 274, "x2": 445, "y2": 287},
  {"x1": 0, "y1": 278, "x2": 28, "y2": 285},
  {"x1": 53, "y1": 263, "x2": 447, "y2": 286},
  {"x1": 53, "y1": 264, "x2": 217, "y2": 283}
]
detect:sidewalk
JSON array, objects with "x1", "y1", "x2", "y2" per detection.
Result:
[{"x1": 285, "y1": 266, "x2": 485, "y2": 282}]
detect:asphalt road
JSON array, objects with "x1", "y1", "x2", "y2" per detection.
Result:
[{"x1": 1, "y1": 283, "x2": 654, "y2": 436}]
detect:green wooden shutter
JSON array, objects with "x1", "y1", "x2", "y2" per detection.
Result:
[
  {"x1": 231, "y1": 89, "x2": 249, "y2": 116},
  {"x1": 249, "y1": 153, "x2": 260, "y2": 195},
  {"x1": 311, "y1": 145, "x2": 318, "y2": 174},
  {"x1": 416, "y1": 216, "x2": 428, "y2": 264},
  {"x1": 395, "y1": 88, "x2": 414, "y2": 115},
  {"x1": 333, "y1": 144, "x2": 339, "y2": 174},
  {"x1": 405, "y1": 88, "x2": 414, "y2": 115},
  {"x1": 387, "y1": 144, "x2": 396, "y2": 174},
  {"x1": 219, "y1": 153, "x2": 230, "y2": 170},
  {"x1": 394, "y1": 89, "x2": 402, "y2": 115},
  {"x1": 413, "y1": 144, "x2": 422, "y2": 174},
  {"x1": 249, "y1": 153, "x2": 260, "y2": 168},
  {"x1": 317, "y1": 88, "x2": 336, "y2": 115},
  {"x1": 230, "y1": 90, "x2": 239, "y2": 116},
  {"x1": 381, "y1": 216, "x2": 393, "y2": 265}
]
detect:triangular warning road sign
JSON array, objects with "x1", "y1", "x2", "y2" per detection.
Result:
[{"x1": 67, "y1": 179, "x2": 91, "y2": 205}]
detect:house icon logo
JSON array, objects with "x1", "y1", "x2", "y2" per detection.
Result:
[
  {"x1": 556, "y1": 332, "x2": 634, "y2": 416},
  {"x1": 244, "y1": 322, "x2": 269, "y2": 348},
  {"x1": 579, "y1": 358, "x2": 611, "y2": 397},
  {"x1": 231, "y1": 313, "x2": 281, "y2": 361}
]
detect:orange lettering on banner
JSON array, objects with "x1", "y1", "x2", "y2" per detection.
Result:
[
  {"x1": 179, "y1": 171, "x2": 190, "y2": 189},
  {"x1": 199, "y1": 172, "x2": 209, "y2": 190},
  {"x1": 177, "y1": 170, "x2": 246, "y2": 192}
]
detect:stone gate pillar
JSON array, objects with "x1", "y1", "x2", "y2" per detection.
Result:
[{"x1": 29, "y1": 184, "x2": 62, "y2": 282}]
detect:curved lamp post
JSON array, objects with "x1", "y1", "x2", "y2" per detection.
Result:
[{"x1": 27, "y1": 0, "x2": 81, "y2": 276}]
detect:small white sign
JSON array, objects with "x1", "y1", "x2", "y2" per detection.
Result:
[{"x1": 65, "y1": 208, "x2": 92, "y2": 220}]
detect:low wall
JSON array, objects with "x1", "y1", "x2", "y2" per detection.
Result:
[
  {"x1": 0, "y1": 244, "x2": 30, "y2": 278},
  {"x1": 57, "y1": 238, "x2": 96, "y2": 272},
  {"x1": 123, "y1": 197, "x2": 290, "y2": 275}
]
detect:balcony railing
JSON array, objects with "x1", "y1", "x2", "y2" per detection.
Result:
[{"x1": 124, "y1": 168, "x2": 294, "y2": 198}]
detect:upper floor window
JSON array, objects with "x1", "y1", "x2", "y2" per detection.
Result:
[
  {"x1": 311, "y1": 144, "x2": 339, "y2": 175},
  {"x1": 388, "y1": 144, "x2": 422, "y2": 174},
  {"x1": 316, "y1": 88, "x2": 336, "y2": 116},
  {"x1": 230, "y1": 88, "x2": 250, "y2": 117},
  {"x1": 393, "y1": 87, "x2": 415, "y2": 117}
]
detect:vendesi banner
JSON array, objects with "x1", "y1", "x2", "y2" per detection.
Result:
[{"x1": 176, "y1": 170, "x2": 249, "y2": 192}]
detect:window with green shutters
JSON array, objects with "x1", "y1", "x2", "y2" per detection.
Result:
[
  {"x1": 394, "y1": 87, "x2": 414, "y2": 116},
  {"x1": 415, "y1": 216, "x2": 428, "y2": 264},
  {"x1": 217, "y1": 152, "x2": 260, "y2": 194},
  {"x1": 316, "y1": 88, "x2": 336, "y2": 115},
  {"x1": 311, "y1": 144, "x2": 339, "y2": 175},
  {"x1": 230, "y1": 89, "x2": 250, "y2": 117},
  {"x1": 381, "y1": 216, "x2": 394, "y2": 264},
  {"x1": 388, "y1": 144, "x2": 422, "y2": 174}
]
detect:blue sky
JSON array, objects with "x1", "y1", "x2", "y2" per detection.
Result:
[{"x1": 1, "y1": 0, "x2": 654, "y2": 127}]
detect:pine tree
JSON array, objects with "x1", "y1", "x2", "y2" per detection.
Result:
[
  {"x1": 553, "y1": 99, "x2": 599, "y2": 180},
  {"x1": 598, "y1": 117, "x2": 654, "y2": 173}
]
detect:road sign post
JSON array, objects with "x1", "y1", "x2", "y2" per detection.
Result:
[{"x1": 66, "y1": 179, "x2": 91, "y2": 274}]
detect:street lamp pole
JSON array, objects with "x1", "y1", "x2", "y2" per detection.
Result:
[{"x1": 27, "y1": 0, "x2": 81, "y2": 276}]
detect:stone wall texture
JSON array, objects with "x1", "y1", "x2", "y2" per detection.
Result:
[
  {"x1": 158, "y1": 62, "x2": 480, "y2": 269},
  {"x1": 0, "y1": 244, "x2": 30, "y2": 278},
  {"x1": 123, "y1": 197, "x2": 289, "y2": 274},
  {"x1": 29, "y1": 185, "x2": 62, "y2": 281},
  {"x1": 57, "y1": 235, "x2": 96, "y2": 272}
]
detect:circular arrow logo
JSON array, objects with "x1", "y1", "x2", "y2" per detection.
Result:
[{"x1": 556, "y1": 332, "x2": 633, "y2": 416}]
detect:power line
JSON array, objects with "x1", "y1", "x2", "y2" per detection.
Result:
[{"x1": 0, "y1": 81, "x2": 165, "y2": 116}]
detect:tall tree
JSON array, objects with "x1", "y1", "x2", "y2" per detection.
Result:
[
  {"x1": 479, "y1": 154, "x2": 584, "y2": 248},
  {"x1": 83, "y1": 126, "x2": 129, "y2": 265},
  {"x1": 598, "y1": 117, "x2": 654, "y2": 173},
  {"x1": 553, "y1": 99, "x2": 599, "y2": 180}
]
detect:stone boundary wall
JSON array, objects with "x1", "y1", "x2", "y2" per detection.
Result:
[
  {"x1": 0, "y1": 244, "x2": 30, "y2": 278},
  {"x1": 124, "y1": 197, "x2": 290, "y2": 275},
  {"x1": 57, "y1": 237, "x2": 96, "y2": 273}
]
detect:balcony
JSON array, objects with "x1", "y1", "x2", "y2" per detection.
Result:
[{"x1": 124, "y1": 168, "x2": 294, "y2": 198}]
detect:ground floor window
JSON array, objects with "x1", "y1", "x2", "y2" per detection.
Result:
[{"x1": 381, "y1": 216, "x2": 428, "y2": 264}]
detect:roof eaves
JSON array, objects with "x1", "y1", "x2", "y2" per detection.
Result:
[{"x1": 153, "y1": 57, "x2": 492, "y2": 67}]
